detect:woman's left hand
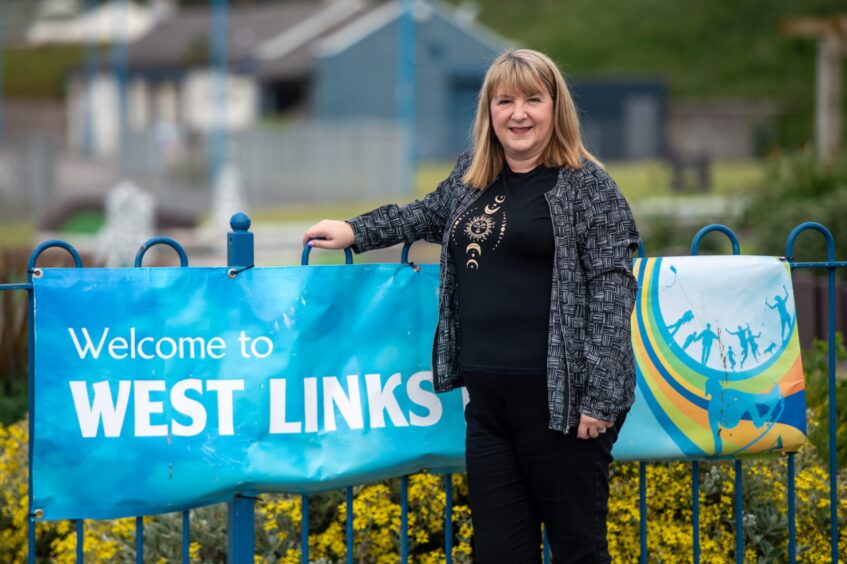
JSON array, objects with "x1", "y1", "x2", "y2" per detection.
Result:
[{"x1": 577, "y1": 414, "x2": 613, "y2": 440}]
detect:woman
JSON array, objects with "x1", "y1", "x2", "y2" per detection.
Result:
[{"x1": 303, "y1": 49, "x2": 639, "y2": 563}]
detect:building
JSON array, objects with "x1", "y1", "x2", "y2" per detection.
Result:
[{"x1": 66, "y1": 0, "x2": 507, "y2": 161}]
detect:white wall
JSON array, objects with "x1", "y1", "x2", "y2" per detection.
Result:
[
  {"x1": 67, "y1": 73, "x2": 121, "y2": 156},
  {"x1": 67, "y1": 71, "x2": 260, "y2": 158},
  {"x1": 181, "y1": 71, "x2": 259, "y2": 131}
]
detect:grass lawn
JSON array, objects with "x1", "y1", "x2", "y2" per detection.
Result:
[
  {"x1": 0, "y1": 222, "x2": 36, "y2": 248},
  {"x1": 246, "y1": 159, "x2": 765, "y2": 224},
  {"x1": 417, "y1": 159, "x2": 764, "y2": 202},
  {"x1": 606, "y1": 160, "x2": 764, "y2": 201}
]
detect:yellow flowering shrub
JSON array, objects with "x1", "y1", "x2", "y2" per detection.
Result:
[
  {"x1": 2, "y1": 414, "x2": 845, "y2": 562},
  {"x1": 608, "y1": 445, "x2": 847, "y2": 562},
  {"x1": 268, "y1": 473, "x2": 474, "y2": 563}
]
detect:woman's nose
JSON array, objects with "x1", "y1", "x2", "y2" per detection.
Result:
[{"x1": 512, "y1": 102, "x2": 527, "y2": 120}]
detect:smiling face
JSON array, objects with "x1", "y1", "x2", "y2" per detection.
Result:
[{"x1": 489, "y1": 86, "x2": 554, "y2": 171}]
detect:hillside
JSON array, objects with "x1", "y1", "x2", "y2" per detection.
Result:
[{"x1": 446, "y1": 0, "x2": 846, "y2": 147}]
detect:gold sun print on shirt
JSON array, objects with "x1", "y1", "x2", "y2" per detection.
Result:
[{"x1": 455, "y1": 193, "x2": 507, "y2": 270}]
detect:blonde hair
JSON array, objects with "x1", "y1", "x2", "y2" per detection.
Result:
[{"x1": 463, "y1": 49, "x2": 601, "y2": 189}]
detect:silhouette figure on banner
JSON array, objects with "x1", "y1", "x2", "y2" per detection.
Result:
[
  {"x1": 704, "y1": 373, "x2": 785, "y2": 455},
  {"x1": 663, "y1": 264, "x2": 680, "y2": 289},
  {"x1": 746, "y1": 323, "x2": 762, "y2": 362},
  {"x1": 667, "y1": 309, "x2": 695, "y2": 336},
  {"x1": 726, "y1": 325, "x2": 751, "y2": 368},
  {"x1": 764, "y1": 342, "x2": 778, "y2": 355},
  {"x1": 682, "y1": 331, "x2": 699, "y2": 352},
  {"x1": 698, "y1": 323, "x2": 719, "y2": 365},
  {"x1": 726, "y1": 346, "x2": 737, "y2": 371},
  {"x1": 681, "y1": 323, "x2": 719, "y2": 366},
  {"x1": 766, "y1": 285, "x2": 794, "y2": 344}
]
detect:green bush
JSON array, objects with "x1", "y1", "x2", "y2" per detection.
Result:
[
  {"x1": 743, "y1": 150, "x2": 847, "y2": 261},
  {"x1": 803, "y1": 332, "x2": 847, "y2": 469},
  {"x1": 0, "y1": 248, "x2": 28, "y2": 425}
]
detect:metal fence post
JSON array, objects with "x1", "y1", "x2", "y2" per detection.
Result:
[{"x1": 227, "y1": 212, "x2": 254, "y2": 563}]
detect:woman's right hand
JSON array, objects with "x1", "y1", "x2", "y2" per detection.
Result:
[{"x1": 302, "y1": 220, "x2": 356, "y2": 250}]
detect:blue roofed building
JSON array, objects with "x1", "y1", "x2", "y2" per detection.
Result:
[
  {"x1": 311, "y1": 1, "x2": 504, "y2": 160},
  {"x1": 571, "y1": 80, "x2": 668, "y2": 161}
]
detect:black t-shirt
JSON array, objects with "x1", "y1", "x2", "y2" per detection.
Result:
[{"x1": 448, "y1": 164, "x2": 558, "y2": 374}]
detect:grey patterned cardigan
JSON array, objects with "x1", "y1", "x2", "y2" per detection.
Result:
[{"x1": 347, "y1": 151, "x2": 640, "y2": 433}]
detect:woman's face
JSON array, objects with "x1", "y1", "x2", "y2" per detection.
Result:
[{"x1": 489, "y1": 85, "x2": 554, "y2": 168}]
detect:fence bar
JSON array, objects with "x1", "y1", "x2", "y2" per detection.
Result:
[
  {"x1": 0, "y1": 283, "x2": 32, "y2": 291},
  {"x1": 786, "y1": 222, "x2": 839, "y2": 563},
  {"x1": 27, "y1": 263, "x2": 36, "y2": 564},
  {"x1": 401, "y1": 475, "x2": 409, "y2": 563},
  {"x1": 76, "y1": 519, "x2": 84, "y2": 563},
  {"x1": 788, "y1": 453, "x2": 796, "y2": 564},
  {"x1": 182, "y1": 510, "x2": 190, "y2": 564},
  {"x1": 826, "y1": 265, "x2": 838, "y2": 563},
  {"x1": 444, "y1": 474, "x2": 453, "y2": 564},
  {"x1": 734, "y1": 460, "x2": 743, "y2": 563},
  {"x1": 790, "y1": 260, "x2": 847, "y2": 269},
  {"x1": 639, "y1": 461, "x2": 647, "y2": 563},
  {"x1": 135, "y1": 516, "x2": 143, "y2": 564},
  {"x1": 227, "y1": 496, "x2": 254, "y2": 563},
  {"x1": 227, "y1": 215, "x2": 255, "y2": 563},
  {"x1": 692, "y1": 461, "x2": 700, "y2": 563},
  {"x1": 346, "y1": 487, "x2": 354, "y2": 564},
  {"x1": 690, "y1": 224, "x2": 740, "y2": 255},
  {"x1": 134, "y1": 237, "x2": 189, "y2": 267},
  {"x1": 301, "y1": 495, "x2": 309, "y2": 564}
]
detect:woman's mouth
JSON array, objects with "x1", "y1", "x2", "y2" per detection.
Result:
[{"x1": 509, "y1": 126, "x2": 532, "y2": 135}]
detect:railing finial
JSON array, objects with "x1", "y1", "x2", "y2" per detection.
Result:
[
  {"x1": 230, "y1": 212, "x2": 251, "y2": 232},
  {"x1": 228, "y1": 212, "x2": 254, "y2": 268}
]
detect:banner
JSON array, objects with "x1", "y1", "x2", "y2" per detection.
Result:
[
  {"x1": 32, "y1": 257, "x2": 805, "y2": 520},
  {"x1": 33, "y1": 265, "x2": 466, "y2": 520},
  {"x1": 615, "y1": 256, "x2": 806, "y2": 460}
]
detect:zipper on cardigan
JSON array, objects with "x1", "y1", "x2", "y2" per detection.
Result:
[{"x1": 545, "y1": 191, "x2": 573, "y2": 434}]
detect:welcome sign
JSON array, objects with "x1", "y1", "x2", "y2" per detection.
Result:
[
  {"x1": 31, "y1": 257, "x2": 806, "y2": 520},
  {"x1": 33, "y1": 265, "x2": 466, "y2": 520}
]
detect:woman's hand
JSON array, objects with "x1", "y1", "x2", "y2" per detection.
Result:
[
  {"x1": 577, "y1": 413, "x2": 613, "y2": 440},
  {"x1": 302, "y1": 220, "x2": 356, "y2": 250}
]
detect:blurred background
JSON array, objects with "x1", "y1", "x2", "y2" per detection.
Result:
[
  {"x1": 0, "y1": 0, "x2": 845, "y2": 265},
  {"x1": 0, "y1": 0, "x2": 844, "y2": 303},
  {"x1": 0, "y1": 3, "x2": 846, "y2": 560}
]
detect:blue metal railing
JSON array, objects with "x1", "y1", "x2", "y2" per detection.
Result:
[{"x1": 2, "y1": 217, "x2": 841, "y2": 563}]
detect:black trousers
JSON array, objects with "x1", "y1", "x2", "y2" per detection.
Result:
[{"x1": 463, "y1": 371, "x2": 626, "y2": 564}]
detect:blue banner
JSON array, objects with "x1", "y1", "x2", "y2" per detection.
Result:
[{"x1": 33, "y1": 265, "x2": 466, "y2": 520}]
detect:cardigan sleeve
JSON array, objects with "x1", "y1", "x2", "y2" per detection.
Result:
[
  {"x1": 345, "y1": 151, "x2": 472, "y2": 253},
  {"x1": 575, "y1": 166, "x2": 640, "y2": 421}
]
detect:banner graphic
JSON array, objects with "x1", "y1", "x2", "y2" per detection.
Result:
[
  {"x1": 32, "y1": 257, "x2": 805, "y2": 520},
  {"x1": 614, "y1": 256, "x2": 806, "y2": 460}
]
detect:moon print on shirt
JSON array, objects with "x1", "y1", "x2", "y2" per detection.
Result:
[{"x1": 451, "y1": 194, "x2": 507, "y2": 270}]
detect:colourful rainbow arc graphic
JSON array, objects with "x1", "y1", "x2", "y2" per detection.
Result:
[{"x1": 630, "y1": 257, "x2": 806, "y2": 459}]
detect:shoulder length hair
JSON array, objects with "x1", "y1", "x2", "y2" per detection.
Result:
[{"x1": 463, "y1": 49, "x2": 601, "y2": 189}]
